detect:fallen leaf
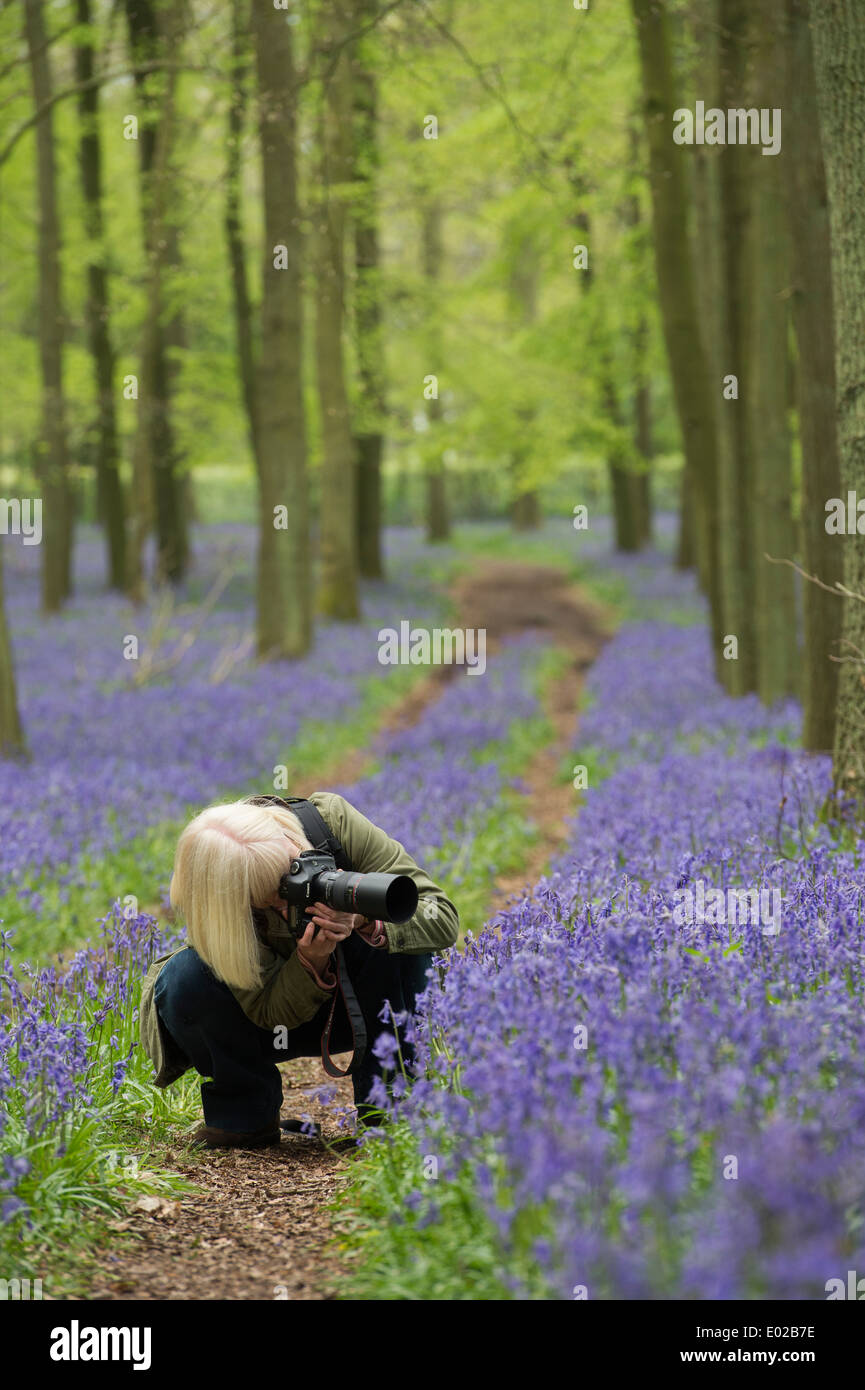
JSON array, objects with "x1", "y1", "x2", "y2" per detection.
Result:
[{"x1": 133, "y1": 1195, "x2": 162, "y2": 1213}]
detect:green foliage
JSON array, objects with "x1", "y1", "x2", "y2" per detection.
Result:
[
  {"x1": 0, "y1": 0, "x2": 678, "y2": 518},
  {"x1": 332, "y1": 1124, "x2": 539, "y2": 1300},
  {"x1": 0, "y1": 955, "x2": 200, "y2": 1280}
]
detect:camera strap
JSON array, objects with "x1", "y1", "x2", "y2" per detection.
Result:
[
  {"x1": 260, "y1": 795, "x2": 368, "y2": 1078},
  {"x1": 320, "y1": 943, "x2": 368, "y2": 1080},
  {"x1": 279, "y1": 796, "x2": 352, "y2": 871}
]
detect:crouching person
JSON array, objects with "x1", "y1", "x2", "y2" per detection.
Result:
[{"x1": 138, "y1": 792, "x2": 459, "y2": 1150}]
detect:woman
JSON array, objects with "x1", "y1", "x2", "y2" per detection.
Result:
[{"x1": 139, "y1": 791, "x2": 459, "y2": 1149}]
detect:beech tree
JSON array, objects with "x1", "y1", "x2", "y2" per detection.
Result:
[
  {"x1": 0, "y1": 546, "x2": 25, "y2": 758},
  {"x1": 693, "y1": 0, "x2": 754, "y2": 693},
  {"x1": 75, "y1": 0, "x2": 126, "y2": 592},
  {"x1": 124, "y1": 0, "x2": 189, "y2": 594},
  {"x1": 251, "y1": 0, "x2": 312, "y2": 658},
  {"x1": 314, "y1": 0, "x2": 361, "y2": 619},
  {"x1": 784, "y1": 0, "x2": 842, "y2": 751},
  {"x1": 746, "y1": 1, "x2": 798, "y2": 704},
  {"x1": 631, "y1": 0, "x2": 724, "y2": 671},
  {"x1": 22, "y1": 0, "x2": 73, "y2": 613},
  {"x1": 810, "y1": 1, "x2": 865, "y2": 808},
  {"x1": 422, "y1": 197, "x2": 450, "y2": 543},
  {"x1": 351, "y1": 0, "x2": 386, "y2": 578}
]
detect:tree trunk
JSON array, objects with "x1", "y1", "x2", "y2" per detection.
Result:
[
  {"x1": 124, "y1": 0, "x2": 187, "y2": 594},
  {"x1": 251, "y1": 0, "x2": 311, "y2": 658},
  {"x1": 226, "y1": 0, "x2": 259, "y2": 466},
  {"x1": 747, "y1": 5, "x2": 798, "y2": 705},
  {"x1": 693, "y1": 0, "x2": 742, "y2": 689},
  {"x1": 609, "y1": 468, "x2": 641, "y2": 552},
  {"x1": 355, "y1": 435, "x2": 384, "y2": 570},
  {"x1": 160, "y1": 190, "x2": 190, "y2": 583},
  {"x1": 785, "y1": 0, "x2": 842, "y2": 752},
  {"x1": 568, "y1": 184, "x2": 640, "y2": 553},
  {"x1": 75, "y1": 0, "x2": 126, "y2": 591},
  {"x1": 606, "y1": 381, "x2": 641, "y2": 552},
  {"x1": 0, "y1": 547, "x2": 26, "y2": 758},
  {"x1": 628, "y1": 123, "x2": 652, "y2": 548},
  {"x1": 676, "y1": 464, "x2": 696, "y2": 569},
  {"x1": 351, "y1": 0, "x2": 386, "y2": 579},
  {"x1": 810, "y1": 0, "x2": 865, "y2": 808},
  {"x1": 181, "y1": 471, "x2": 197, "y2": 524},
  {"x1": 508, "y1": 245, "x2": 541, "y2": 532},
  {"x1": 715, "y1": 0, "x2": 758, "y2": 693},
  {"x1": 631, "y1": 0, "x2": 724, "y2": 667},
  {"x1": 22, "y1": 0, "x2": 73, "y2": 613},
  {"x1": 422, "y1": 199, "x2": 450, "y2": 542},
  {"x1": 314, "y1": 1, "x2": 360, "y2": 620},
  {"x1": 511, "y1": 491, "x2": 540, "y2": 531},
  {"x1": 633, "y1": 343, "x2": 653, "y2": 547}
]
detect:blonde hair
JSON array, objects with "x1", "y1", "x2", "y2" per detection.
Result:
[{"x1": 169, "y1": 798, "x2": 312, "y2": 990}]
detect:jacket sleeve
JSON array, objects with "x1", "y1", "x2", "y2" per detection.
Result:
[
  {"x1": 229, "y1": 945, "x2": 335, "y2": 1031},
  {"x1": 310, "y1": 791, "x2": 460, "y2": 954}
]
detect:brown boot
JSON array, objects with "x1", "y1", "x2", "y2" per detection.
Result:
[{"x1": 189, "y1": 1122, "x2": 281, "y2": 1150}]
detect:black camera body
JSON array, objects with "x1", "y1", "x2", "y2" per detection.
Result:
[{"x1": 277, "y1": 849, "x2": 418, "y2": 931}]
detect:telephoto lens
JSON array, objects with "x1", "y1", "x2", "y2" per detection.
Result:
[
  {"x1": 278, "y1": 851, "x2": 419, "y2": 924},
  {"x1": 326, "y1": 870, "x2": 418, "y2": 924}
]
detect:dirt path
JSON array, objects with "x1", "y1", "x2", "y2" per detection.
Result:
[
  {"x1": 89, "y1": 560, "x2": 608, "y2": 1302},
  {"x1": 452, "y1": 561, "x2": 609, "y2": 916}
]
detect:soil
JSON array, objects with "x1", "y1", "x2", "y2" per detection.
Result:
[
  {"x1": 452, "y1": 561, "x2": 608, "y2": 916},
  {"x1": 85, "y1": 559, "x2": 608, "y2": 1302}
]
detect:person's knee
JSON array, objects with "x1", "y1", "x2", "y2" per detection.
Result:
[{"x1": 156, "y1": 947, "x2": 227, "y2": 1020}]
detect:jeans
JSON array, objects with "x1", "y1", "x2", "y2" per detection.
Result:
[{"x1": 154, "y1": 933, "x2": 434, "y2": 1133}]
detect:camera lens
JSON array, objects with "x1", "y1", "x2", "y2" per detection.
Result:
[{"x1": 324, "y1": 870, "x2": 418, "y2": 923}]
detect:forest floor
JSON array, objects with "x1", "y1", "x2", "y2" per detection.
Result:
[{"x1": 85, "y1": 560, "x2": 608, "y2": 1301}]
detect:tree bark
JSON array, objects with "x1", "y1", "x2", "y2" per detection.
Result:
[
  {"x1": 314, "y1": 1, "x2": 360, "y2": 620},
  {"x1": 422, "y1": 199, "x2": 450, "y2": 543},
  {"x1": 75, "y1": 0, "x2": 126, "y2": 592},
  {"x1": 351, "y1": 0, "x2": 386, "y2": 578},
  {"x1": 747, "y1": 5, "x2": 799, "y2": 705},
  {"x1": 694, "y1": 0, "x2": 744, "y2": 689},
  {"x1": 628, "y1": 124, "x2": 652, "y2": 548},
  {"x1": 606, "y1": 381, "x2": 641, "y2": 552},
  {"x1": 715, "y1": 0, "x2": 758, "y2": 693},
  {"x1": 124, "y1": 0, "x2": 188, "y2": 594},
  {"x1": 226, "y1": 0, "x2": 260, "y2": 468},
  {"x1": 252, "y1": 0, "x2": 311, "y2": 657},
  {"x1": 810, "y1": 0, "x2": 865, "y2": 807},
  {"x1": 512, "y1": 491, "x2": 540, "y2": 530},
  {"x1": 632, "y1": 339, "x2": 653, "y2": 548},
  {"x1": 0, "y1": 547, "x2": 26, "y2": 758},
  {"x1": 782, "y1": 0, "x2": 842, "y2": 751},
  {"x1": 676, "y1": 464, "x2": 696, "y2": 569},
  {"x1": 22, "y1": 0, "x2": 73, "y2": 613},
  {"x1": 507, "y1": 243, "x2": 541, "y2": 532},
  {"x1": 160, "y1": 171, "x2": 190, "y2": 583},
  {"x1": 631, "y1": 0, "x2": 724, "y2": 665}
]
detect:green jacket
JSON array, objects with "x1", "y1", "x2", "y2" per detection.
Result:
[{"x1": 138, "y1": 791, "x2": 459, "y2": 1087}]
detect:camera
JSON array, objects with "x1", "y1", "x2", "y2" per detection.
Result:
[{"x1": 277, "y1": 850, "x2": 419, "y2": 929}]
